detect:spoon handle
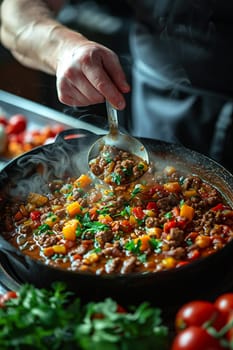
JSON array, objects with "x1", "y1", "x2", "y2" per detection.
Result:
[{"x1": 106, "y1": 100, "x2": 119, "y2": 135}]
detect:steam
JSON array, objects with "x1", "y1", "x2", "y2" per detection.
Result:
[{"x1": 0, "y1": 136, "x2": 93, "y2": 199}]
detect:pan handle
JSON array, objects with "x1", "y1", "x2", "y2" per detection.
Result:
[
  {"x1": 0, "y1": 247, "x2": 31, "y2": 271},
  {"x1": 55, "y1": 128, "x2": 97, "y2": 144}
]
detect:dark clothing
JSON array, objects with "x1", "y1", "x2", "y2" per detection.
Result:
[
  {"x1": 124, "y1": 0, "x2": 233, "y2": 173},
  {"x1": 127, "y1": 0, "x2": 233, "y2": 97}
]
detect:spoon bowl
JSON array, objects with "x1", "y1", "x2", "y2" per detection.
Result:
[{"x1": 88, "y1": 101, "x2": 149, "y2": 165}]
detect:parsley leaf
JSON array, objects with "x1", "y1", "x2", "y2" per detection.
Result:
[{"x1": 111, "y1": 172, "x2": 122, "y2": 185}]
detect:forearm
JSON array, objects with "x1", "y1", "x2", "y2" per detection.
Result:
[{"x1": 0, "y1": 0, "x2": 88, "y2": 74}]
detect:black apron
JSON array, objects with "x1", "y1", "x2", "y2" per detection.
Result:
[{"x1": 126, "y1": 0, "x2": 233, "y2": 172}]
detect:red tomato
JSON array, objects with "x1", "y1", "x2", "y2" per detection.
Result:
[
  {"x1": 226, "y1": 311, "x2": 233, "y2": 342},
  {"x1": 175, "y1": 300, "x2": 225, "y2": 332},
  {"x1": 8, "y1": 132, "x2": 25, "y2": 144},
  {"x1": 171, "y1": 326, "x2": 224, "y2": 350},
  {"x1": 116, "y1": 304, "x2": 127, "y2": 313},
  {"x1": 215, "y1": 293, "x2": 233, "y2": 317},
  {"x1": 6, "y1": 114, "x2": 27, "y2": 135},
  {"x1": 0, "y1": 291, "x2": 17, "y2": 307},
  {"x1": 0, "y1": 115, "x2": 8, "y2": 127}
]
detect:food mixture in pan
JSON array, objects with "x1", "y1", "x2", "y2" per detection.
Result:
[{"x1": 1, "y1": 145, "x2": 233, "y2": 275}]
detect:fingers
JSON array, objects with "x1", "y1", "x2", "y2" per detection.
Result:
[
  {"x1": 56, "y1": 41, "x2": 130, "y2": 109},
  {"x1": 57, "y1": 68, "x2": 105, "y2": 106}
]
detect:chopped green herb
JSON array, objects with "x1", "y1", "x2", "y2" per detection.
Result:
[
  {"x1": 164, "y1": 212, "x2": 172, "y2": 219},
  {"x1": 0, "y1": 281, "x2": 169, "y2": 349},
  {"x1": 138, "y1": 163, "x2": 145, "y2": 170},
  {"x1": 180, "y1": 199, "x2": 185, "y2": 207},
  {"x1": 119, "y1": 205, "x2": 131, "y2": 217},
  {"x1": 138, "y1": 253, "x2": 147, "y2": 263},
  {"x1": 185, "y1": 238, "x2": 193, "y2": 246},
  {"x1": 149, "y1": 238, "x2": 163, "y2": 253},
  {"x1": 131, "y1": 186, "x2": 141, "y2": 198},
  {"x1": 125, "y1": 239, "x2": 142, "y2": 255},
  {"x1": 111, "y1": 172, "x2": 122, "y2": 185},
  {"x1": 35, "y1": 224, "x2": 53, "y2": 235},
  {"x1": 122, "y1": 166, "x2": 133, "y2": 176}
]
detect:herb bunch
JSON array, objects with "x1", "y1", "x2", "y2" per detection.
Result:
[{"x1": 0, "y1": 283, "x2": 169, "y2": 350}]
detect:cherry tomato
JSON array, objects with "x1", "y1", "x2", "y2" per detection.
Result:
[
  {"x1": 8, "y1": 132, "x2": 25, "y2": 144},
  {"x1": 0, "y1": 115, "x2": 8, "y2": 127},
  {"x1": 6, "y1": 114, "x2": 27, "y2": 135},
  {"x1": 171, "y1": 326, "x2": 224, "y2": 350},
  {"x1": 0, "y1": 291, "x2": 17, "y2": 307},
  {"x1": 175, "y1": 300, "x2": 225, "y2": 331},
  {"x1": 116, "y1": 304, "x2": 127, "y2": 313},
  {"x1": 226, "y1": 311, "x2": 233, "y2": 341},
  {"x1": 215, "y1": 293, "x2": 233, "y2": 320}
]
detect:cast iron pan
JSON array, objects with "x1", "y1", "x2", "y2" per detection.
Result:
[{"x1": 0, "y1": 129, "x2": 233, "y2": 308}]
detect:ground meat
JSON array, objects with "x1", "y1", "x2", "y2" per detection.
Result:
[
  {"x1": 182, "y1": 176, "x2": 202, "y2": 190},
  {"x1": 36, "y1": 234, "x2": 60, "y2": 247},
  {"x1": 166, "y1": 247, "x2": 186, "y2": 259},
  {"x1": 95, "y1": 230, "x2": 114, "y2": 247},
  {"x1": 157, "y1": 194, "x2": 179, "y2": 211},
  {"x1": 105, "y1": 257, "x2": 121, "y2": 274},
  {"x1": 102, "y1": 246, "x2": 124, "y2": 258},
  {"x1": 121, "y1": 256, "x2": 137, "y2": 274},
  {"x1": 3, "y1": 146, "x2": 233, "y2": 276},
  {"x1": 54, "y1": 208, "x2": 66, "y2": 218},
  {"x1": 72, "y1": 243, "x2": 90, "y2": 256},
  {"x1": 145, "y1": 217, "x2": 161, "y2": 228}
]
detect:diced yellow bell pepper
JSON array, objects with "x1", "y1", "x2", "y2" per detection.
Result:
[
  {"x1": 184, "y1": 189, "x2": 197, "y2": 198},
  {"x1": 146, "y1": 227, "x2": 162, "y2": 238},
  {"x1": 162, "y1": 257, "x2": 176, "y2": 269},
  {"x1": 195, "y1": 235, "x2": 211, "y2": 248},
  {"x1": 52, "y1": 245, "x2": 66, "y2": 254},
  {"x1": 83, "y1": 252, "x2": 99, "y2": 265},
  {"x1": 98, "y1": 214, "x2": 113, "y2": 224},
  {"x1": 66, "y1": 201, "x2": 82, "y2": 217},
  {"x1": 180, "y1": 203, "x2": 195, "y2": 221},
  {"x1": 129, "y1": 215, "x2": 137, "y2": 226},
  {"x1": 62, "y1": 219, "x2": 80, "y2": 241},
  {"x1": 44, "y1": 214, "x2": 59, "y2": 228},
  {"x1": 43, "y1": 246, "x2": 54, "y2": 257},
  {"x1": 163, "y1": 182, "x2": 181, "y2": 193},
  {"x1": 134, "y1": 235, "x2": 151, "y2": 251},
  {"x1": 74, "y1": 174, "x2": 92, "y2": 188}
]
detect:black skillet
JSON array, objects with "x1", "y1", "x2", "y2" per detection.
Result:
[{"x1": 0, "y1": 129, "x2": 233, "y2": 308}]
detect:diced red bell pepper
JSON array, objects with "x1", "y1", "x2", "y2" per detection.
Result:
[
  {"x1": 211, "y1": 203, "x2": 225, "y2": 211},
  {"x1": 187, "y1": 249, "x2": 200, "y2": 260},
  {"x1": 30, "y1": 210, "x2": 41, "y2": 221},
  {"x1": 164, "y1": 220, "x2": 177, "y2": 233},
  {"x1": 132, "y1": 206, "x2": 145, "y2": 220},
  {"x1": 120, "y1": 219, "x2": 133, "y2": 233},
  {"x1": 176, "y1": 261, "x2": 189, "y2": 268},
  {"x1": 146, "y1": 201, "x2": 157, "y2": 210}
]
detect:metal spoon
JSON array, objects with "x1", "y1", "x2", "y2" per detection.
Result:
[{"x1": 88, "y1": 100, "x2": 149, "y2": 166}]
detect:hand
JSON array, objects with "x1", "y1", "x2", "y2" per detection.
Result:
[{"x1": 56, "y1": 39, "x2": 130, "y2": 109}]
